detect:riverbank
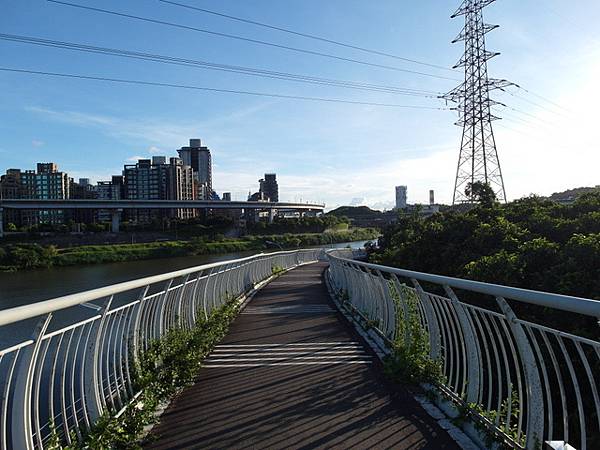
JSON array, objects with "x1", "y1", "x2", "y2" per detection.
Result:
[{"x1": 0, "y1": 228, "x2": 378, "y2": 272}]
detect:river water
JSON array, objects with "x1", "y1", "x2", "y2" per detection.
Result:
[
  {"x1": 0, "y1": 241, "x2": 369, "y2": 310},
  {"x1": 0, "y1": 241, "x2": 371, "y2": 405}
]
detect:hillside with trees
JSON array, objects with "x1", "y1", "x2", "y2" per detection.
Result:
[
  {"x1": 548, "y1": 186, "x2": 600, "y2": 203},
  {"x1": 327, "y1": 205, "x2": 383, "y2": 219},
  {"x1": 327, "y1": 205, "x2": 392, "y2": 228},
  {"x1": 370, "y1": 186, "x2": 600, "y2": 335}
]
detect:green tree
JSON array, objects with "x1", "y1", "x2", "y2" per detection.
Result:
[{"x1": 465, "y1": 181, "x2": 497, "y2": 206}]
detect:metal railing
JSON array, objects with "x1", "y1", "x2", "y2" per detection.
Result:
[
  {"x1": 0, "y1": 249, "x2": 322, "y2": 449},
  {"x1": 326, "y1": 251, "x2": 600, "y2": 450}
]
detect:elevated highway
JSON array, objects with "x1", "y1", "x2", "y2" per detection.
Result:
[{"x1": 0, "y1": 199, "x2": 325, "y2": 235}]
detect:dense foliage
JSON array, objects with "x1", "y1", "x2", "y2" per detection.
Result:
[
  {"x1": 247, "y1": 215, "x2": 349, "y2": 234},
  {"x1": 371, "y1": 193, "x2": 600, "y2": 334},
  {"x1": 373, "y1": 193, "x2": 600, "y2": 299},
  {"x1": 4, "y1": 216, "x2": 235, "y2": 235},
  {"x1": 0, "y1": 228, "x2": 378, "y2": 271},
  {"x1": 9, "y1": 215, "x2": 351, "y2": 237}
]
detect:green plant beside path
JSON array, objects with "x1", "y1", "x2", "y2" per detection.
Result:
[
  {"x1": 47, "y1": 299, "x2": 240, "y2": 449},
  {"x1": 383, "y1": 282, "x2": 443, "y2": 386}
]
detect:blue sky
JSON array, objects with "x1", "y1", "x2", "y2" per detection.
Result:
[{"x1": 1, "y1": 0, "x2": 599, "y2": 209}]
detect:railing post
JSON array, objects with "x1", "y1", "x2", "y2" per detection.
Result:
[
  {"x1": 444, "y1": 285, "x2": 481, "y2": 403},
  {"x1": 496, "y1": 297, "x2": 544, "y2": 449},
  {"x1": 131, "y1": 285, "x2": 150, "y2": 366},
  {"x1": 202, "y1": 267, "x2": 215, "y2": 319},
  {"x1": 189, "y1": 271, "x2": 204, "y2": 325},
  {"x1": 84, "y1": 297, "x2": 113, "y2": 424},
  {"x1": 11, "y1": 314, "x2": 52, "y2": 450},
  {"x1": 157, "y1": 279, "x2": 174, "y2": 337},
  {"x1": 410, "y1": 279, "x2": 441, "y2": 360},
  {"x1": 176, "y1": 274, "x2": 191, "y2": 328}
]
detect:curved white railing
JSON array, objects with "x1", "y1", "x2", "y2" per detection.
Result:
[
  {"x1": 0, "y1": 249, "x2": 323, "y2": 449},
  {"x1": 326, "y1": 250, "x2": 600, "y2": 450}
]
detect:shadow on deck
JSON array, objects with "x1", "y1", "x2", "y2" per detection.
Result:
[{"x1": 145, "y1": 263, "x2": 461, "y2": 450}]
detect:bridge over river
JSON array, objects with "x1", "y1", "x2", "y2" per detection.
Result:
[{"x1": 0, "y1": 249, "x2": 598, "y2": 449}]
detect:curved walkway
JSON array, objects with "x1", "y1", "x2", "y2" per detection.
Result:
[{"x1": 145, "y1": 263, "x2": 462, "y2": 449}]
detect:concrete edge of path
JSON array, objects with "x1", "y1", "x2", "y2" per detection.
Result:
[{"x1": 323, "y1": 268, "x2": 482, "y2": 450}]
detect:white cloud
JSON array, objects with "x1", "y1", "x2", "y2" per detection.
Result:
[
  {"x1": 213, "y1": 144, "x2": 457, "y2": 210},
  {"x1": 26, "y1": 106, "x2": 114, "y2": 127},
  {"x1": 493, "y1": 52, "x2": 600, "y2": 200},
  {"x1": 31, "y1": 139, "x2": 45, "y2": 148},
  {"x1": 24, "y1": 66, "x2": 600, "y2": 212},
  {"x1": 125, "y1": 155, "x2": 146, "y2": 162},
  {"x1": 372, "y1": 201, "x2": 395, "y2": 211},
  {"x1": 25, "y1": 102, "x2": 274, "y2": 151}
]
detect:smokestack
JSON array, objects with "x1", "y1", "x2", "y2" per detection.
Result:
[{"x1": 429, "y1": 190, "x2": 435, "y2": 205}]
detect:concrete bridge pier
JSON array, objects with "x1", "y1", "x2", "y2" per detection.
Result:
[
  {"x1": 111, "y1": 209, "x2": 122, "y2": 233},
  {"x1": 0, "y1": 207, "x2": 4, "y2": 238},
  {"x1": 268, "y1": 208, "x2": 275, "y2": 224}
]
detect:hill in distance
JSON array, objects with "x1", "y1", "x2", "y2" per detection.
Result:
[
  {"x1": 548, "y1": 186, "x2": 600, "y2": 203},
  {"x1": 326, "y1": 206, "x2": 384, "y2": 219}
]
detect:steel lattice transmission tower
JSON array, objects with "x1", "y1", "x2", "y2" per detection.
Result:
[{"x1": 442, "y1": 0, "x2": 514, "y2": 204}]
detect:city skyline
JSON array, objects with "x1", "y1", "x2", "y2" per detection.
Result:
[
  {"x1": 0, "y1": 138, "x2": 287, "y2": 203},
  {"x1": 1, "y1": 1, "x2": 600, "y2": 209}
]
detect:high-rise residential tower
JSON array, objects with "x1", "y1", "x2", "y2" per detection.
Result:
[
  {"x1": 177, "y1": 138, "x2": 212, "y2": 200},
  {"x1": 259, "y1": 173, "x2": 279, "y2": 202},
  {"x1": 123, "y1": 156, "x2": 194, "y2": 221},
  {"x1": 35, "y1": 163, "x2": 69, "y2": 224},
  {"x1": 0, "y1": 162, "x2": 70, "y2": 225},
  {"x1": 395, "y1": 186, "x2": 407, "y2": 209}
]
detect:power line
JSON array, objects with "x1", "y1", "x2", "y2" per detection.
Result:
[
  {"x1": 491, "y1": 102, "x2": 561, "y2": 129},
  {"x1": 502, "y1": 105, "x2": 559, "y2": 128},
  {"x1": 505, "y1": 89, "x2": 568, "y2": 118},
  {"x1": 159, "y1": 0, "x2": 455, "y2": 72},
  {"x1": 517, "y1": 85, "x2": 572, "y2": 113},
  {"x1": 0, "y1": 33, "x2": 440, "y2": 97},
  {"x1": 46, "y1": 0, "x2": 460, "y2": 82},
  {"x1": 0, "y1": 66, "x2": 450, "y2": 109},
  {"x1": 493, "y1": 111, "x2": 533, "y2": 128}
]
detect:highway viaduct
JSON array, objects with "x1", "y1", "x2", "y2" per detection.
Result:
[{"x1": 0, "y1": 199, "x2": 325, "y2": 236}]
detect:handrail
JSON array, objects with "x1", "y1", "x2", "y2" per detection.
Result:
[
  {"x1": 328, "y1": 252, "x2": 600, "y2": 318},
  {"x1": 0, "y1": 250, "x2": 300, "y2": 327},
  {"x1": 0, "y1": 248, "x2": 324, "y2": 448},
  {"x1": 326, "y1": 249, "x2": 600, "y2": 450}
]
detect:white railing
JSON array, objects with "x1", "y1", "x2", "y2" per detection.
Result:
[
  {"x1": 326, "y1": 250, "x2": 600, "y2": 450},
  {"x1": 0, "y1": 249, "x2": 322, "y2": 449}
]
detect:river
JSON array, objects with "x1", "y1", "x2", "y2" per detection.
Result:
[{"x1": 0, "y1": 240, "x2": 369, "y2": 310}]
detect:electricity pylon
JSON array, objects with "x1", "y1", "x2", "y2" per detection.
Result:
[{"x1": 442, "y1": 0, "x2": 514, "y2": 204}]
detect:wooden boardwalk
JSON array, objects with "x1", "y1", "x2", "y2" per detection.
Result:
[{"x1": 145, "y1": 263, "x2": 461, "y2": 449}]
